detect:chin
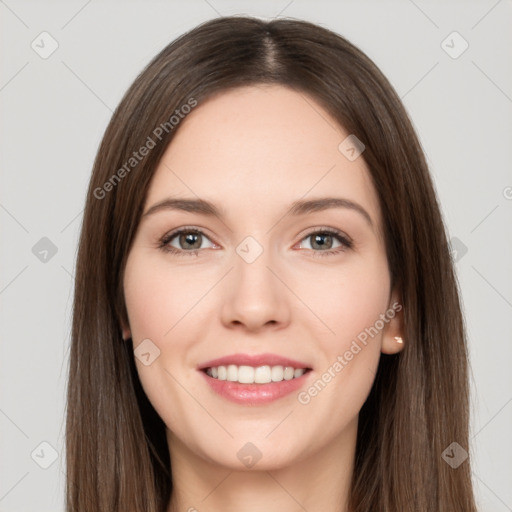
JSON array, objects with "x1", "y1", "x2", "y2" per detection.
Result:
[{"x1": 192, "y1": 435, "x2": 308, "y2": 472}]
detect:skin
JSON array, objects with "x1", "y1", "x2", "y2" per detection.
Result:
[{"x1": 122, "y1": 85, "x2": 404, "y2": 512}]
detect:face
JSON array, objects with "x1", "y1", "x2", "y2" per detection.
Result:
[{"x1": 122, "y1": 85, "x2": 403, "y2": 471}]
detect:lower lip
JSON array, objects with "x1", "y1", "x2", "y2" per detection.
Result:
[{"x1": 199, "y1": 370, "x2": 311, "y2": 405}]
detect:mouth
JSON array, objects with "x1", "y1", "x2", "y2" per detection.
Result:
[{"x1": 198, "y1": 353, "x2": 313, "y2": 405}]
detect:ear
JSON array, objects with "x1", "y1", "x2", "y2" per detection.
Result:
[
  {"x1": 120, "y1": 320, "x2": 132, "y2": 341},
  {"x1": 381, "y1": 288, "x2": 405, "y2": 355}
]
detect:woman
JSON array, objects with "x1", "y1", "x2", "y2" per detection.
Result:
[{"x1": 66, "y1": 16, "x2": 478, "y2": 511}]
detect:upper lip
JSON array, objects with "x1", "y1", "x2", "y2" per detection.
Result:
[{"x1": 198, "y1": 353, "x2": 312, "y2": 370}]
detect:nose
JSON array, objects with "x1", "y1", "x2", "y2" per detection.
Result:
[{"x1": 220, "y1": 245, "x2": 291, "y2": 333}]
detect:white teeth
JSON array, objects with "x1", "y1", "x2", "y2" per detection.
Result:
[
  {"x1": 238, "y1": 365, "x2": 254, "y2": 384},
  {"x1": 283, "y1": 367, "x2": 294, "y2": 380},
  {"x1": 226, "y1": 364, "x2": 238, "y2": 382},
  {"x1": 254, "y1": 365, "x2": 272, "y2": 384},
  {"x1": 271, "y1": 365, "x2": 284, "y2": 382},
  {"x1": 217, "y1": 366, "x2": 227, "y2": 380},
  {"x1": 205, "y1": 364, "x2": 308, "y2": 384}
]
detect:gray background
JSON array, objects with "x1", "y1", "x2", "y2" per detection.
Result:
[{"x1": 1, "y1": 0, "x2": 511, "y2": 510}]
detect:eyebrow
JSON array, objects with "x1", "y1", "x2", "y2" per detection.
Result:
[{"x1": 142, "y1": 196, "x2": 373, "y2": 228}]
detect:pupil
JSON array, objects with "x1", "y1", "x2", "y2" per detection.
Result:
[
  {"x1": 313, "y1": 234, "x2": 332, "y2": 250},
  {"x1": 182, "y1": 233, "x2": 200, "y2": 249}
]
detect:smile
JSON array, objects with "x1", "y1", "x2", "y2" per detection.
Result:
[{"x1": 198, "y1": 353, "x2": 313, "y2": 405}]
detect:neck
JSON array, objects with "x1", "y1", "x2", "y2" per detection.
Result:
[{"x1": 166, "y1": 421, "x2": 356, "y2": 512}]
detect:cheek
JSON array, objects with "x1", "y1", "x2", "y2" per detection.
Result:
[
  {"x1": 124, "y1": 254, "x2": 203, "y2": 341},
  {"x1": 294, "y1": 253, "x2": 390, "y2": 414},
  {"x1": 296, "y1": 252, "x2": 390, "y2": 346},
  {"x1": 336, "y1": 269, "x2": 390, "y2": 341},
  {"x1": 123, "y1": 255, "x2": 204, "y2": 435}
]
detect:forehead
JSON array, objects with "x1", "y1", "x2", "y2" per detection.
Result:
[{"x1": 145, "y1": 85, "x2": 383, "y2": 235}]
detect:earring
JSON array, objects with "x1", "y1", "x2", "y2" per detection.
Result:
[{"x1": 394, "y1": 336, "x2": 403, "y2": 344}]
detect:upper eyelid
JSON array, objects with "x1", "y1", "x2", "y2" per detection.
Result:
[
  {"x1": 306, "y1": 226, "x2": 352, "y2": 239},
  {"x1": 163, "y1": 226, "x2": 215, "y2": 243}
]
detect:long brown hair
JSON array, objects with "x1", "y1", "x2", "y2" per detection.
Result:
[{"x1": 66, "y1": 16, "x2": 477, "y2": 511}]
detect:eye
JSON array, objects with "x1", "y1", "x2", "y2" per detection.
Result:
[
  {"x1": 297, "y1": 228, "x2": 353, "y2": 258},
  {"x1": 158, "y1": 226, "x2": 353, "y2": 258},
  {"x1": 159, "y1": 228, "x2": 217, "y2": 256}
]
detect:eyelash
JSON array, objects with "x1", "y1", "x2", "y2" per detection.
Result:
[{"x1": 158, "y1": 226, "x2": 353, "y2": 258}]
